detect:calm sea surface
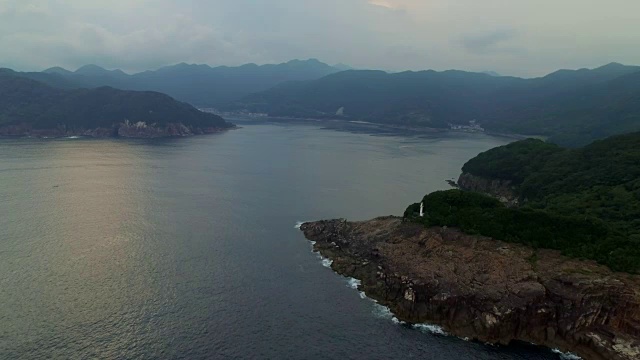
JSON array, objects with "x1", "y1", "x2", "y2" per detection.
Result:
[{"x1": 0, "y1": 121, "x2": 564, "y2": 359}]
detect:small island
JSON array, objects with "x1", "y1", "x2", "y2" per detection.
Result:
[
  {"x1": 0, "y1": 69, "x2": 234, "y2": 138},
  {"x1": 300, "y1": 133, "x2": 640, "y2": 360}
]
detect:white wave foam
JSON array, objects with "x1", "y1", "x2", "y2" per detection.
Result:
[
  {"x1": 302, "y1": 231, "x2": 457, "y2": 342},
  {"x1": 347, "y1": 277, "x2": 361, "y2": 289},
  {"x1": 294, "y1": 221, "x2": 305, "y2": 229},
  {"x1": 552, "y1": 349, "x2": 582, "y2": 360},
  {"x1": 67, "y1": 136, "x2": 80, "y2": 139},
  {"x1": 372, "y1": 303, "x2": 394, "y2": 319},
  {"x1": 370, "y1": 303, "x2": 403, "y2": 323},
  {"x1": 412, "y1": 323, "x2": 448, "y2": 336}
]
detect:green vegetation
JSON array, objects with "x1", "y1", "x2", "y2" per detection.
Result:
[
  {"x1": 229, "y1": 69, "x2": 511, "y2": 129},
  {"x1": 488, "y1": 69, "x2": 640, "y2": 147},
  {"x1": 0, "y1": 70, "x2": 231, "y2": 131},
  {"x1": 461, "y1": 139, "x2": 563, "y2": 183},
  {"x1": 405, "y1": 190, "x2": 638, "y2": 273},
  {"x1": 406, "y1": 132, "x2": 640, "y2": 273},
  {"x1": 231, "y1": 63, "x2": 640, "y2": 147}
]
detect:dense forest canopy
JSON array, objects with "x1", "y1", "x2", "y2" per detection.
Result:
[{"x1": 406, "y1": 132, "x2": 640, "y2": 273}]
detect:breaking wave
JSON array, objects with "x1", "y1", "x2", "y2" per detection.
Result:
[
  {"x1": 347, "y1": 278, "x2": 361, "y2": 289},
  {"x1": 372, "y1": 303, "x2": 394, "y2": 319},
  {"x1": 412, "y1": 323, "x2": 447, "y2": 336},
  {"x1": 552, "y1": 349, "x2": 582, "y2": 360},
  {"x1": 300, "y1": 224, "x2": 578, "y2": 359}
]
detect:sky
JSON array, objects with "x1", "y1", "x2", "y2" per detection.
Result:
[{"x1": 1, "y1": 0, "x2": 639, "y2": 77}]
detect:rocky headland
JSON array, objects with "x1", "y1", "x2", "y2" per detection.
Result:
[{"x1": 300, "y1": 217, "x2": 640, "y2": 360}]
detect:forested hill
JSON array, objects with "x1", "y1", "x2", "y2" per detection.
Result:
[
  {"x1": 228, "y1": 69, "x2": 521, "y2": 128},
  {"x1": 37, "y1": 59, "x2": 342, "y2": 107},
  {"x1": 229, "y1": 63, "x2": 640, "y2": 147},
  {"x1": 406, "y1": 133, "x2": 640, "y2": 273},
  {"x1": 0, "y1": 69, "x2": 232, "y2": 137},
  {"x1": 485, "y1": 68, "x2": 640, "y2": 146},
  {"x1": 227, "y1": 69, "x2": 519, "y2": 128}
]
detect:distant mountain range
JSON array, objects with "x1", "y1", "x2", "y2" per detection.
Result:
[
  {"x1": 228, "y1": 62, "x2": 640, "y2": 147},
  {"x1": 0, "y1": 69, "x2": 232, "y2": 138},
  {"x1": 5, "y1": 59, "x2": 640, "y2": 146},
  {"x1": 32, "y1": 59, "x2": 343, "y2": 108}
]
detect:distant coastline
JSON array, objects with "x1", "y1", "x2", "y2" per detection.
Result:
[
  {"x1": 224, "y1": 114, "x2": 532, "y2": 141},
  {"x1": 0, "y1": 121, "x2": 236, "y2": 140}
]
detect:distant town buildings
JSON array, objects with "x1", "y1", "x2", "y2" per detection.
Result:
[
  {"x1": 199, "y1": 108, "x2": 268, "y2": 118},
  {"x1": 450, "y1": 120, "x2": 485, "y2": 132}
]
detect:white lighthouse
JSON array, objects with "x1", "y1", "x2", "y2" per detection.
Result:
[{"x1": 419, "y1": 202, "x2": 425, "y2": 217}]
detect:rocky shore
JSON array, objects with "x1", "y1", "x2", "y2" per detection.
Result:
[
  {"x1": 300, "y1": 217, "x2": 640, "y2": 360},
  {"x1": 0, "y1": 121, "x2": 234, "y2": 139}
]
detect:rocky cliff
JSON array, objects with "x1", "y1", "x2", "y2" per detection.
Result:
[
  {"x1": 300, "y1": 217, "x2": 640, "y2": 360},
  {"x1": 457, "y1": 172, "x2": 519, "y2": 206}
]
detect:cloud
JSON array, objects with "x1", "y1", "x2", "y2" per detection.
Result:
[
  {"x1": 461, "y1": 28, "x2": 525, "y2": 55},
  {"x1": 0, "y1": 0, "x2": 639, "y2": 76},
  {"x1": 0, "y1": 0, "x2": 257, "y2": 71},
  {"x1": 368, "y1": 0, "x2": 397, "y2": 9}
]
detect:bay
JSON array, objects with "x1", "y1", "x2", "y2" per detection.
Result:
[{"x1": 0, "y1": 122, "x2": 562, "y2": 359}]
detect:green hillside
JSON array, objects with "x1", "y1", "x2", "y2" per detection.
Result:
[
  {"x1": 0, "y1": 69, "x2": 231, "y2": 132},
  {"x1": 406, "y1": 132, "x2": 640, "y2": 273}
]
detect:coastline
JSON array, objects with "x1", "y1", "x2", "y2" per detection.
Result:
[
  {"x1": 0, "y1": 122, "x2": 237, "y2": 139},
  {"x1": 300, "y1": 217, "x2": 640, "y2": 360},
  {"x1": 226, "y1": 115, "x2": 533, "y2": 141}
]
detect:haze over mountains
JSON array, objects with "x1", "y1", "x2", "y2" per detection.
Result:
[
  {"x1": 36, "y1": 59, "x2": 343, "y2": 107},
  {"x1": 230, "y1": 62, "x2": 640, "y2": 146},
  {"x1": 2, "y1": 58, "x2": 640, "y2": 146}
]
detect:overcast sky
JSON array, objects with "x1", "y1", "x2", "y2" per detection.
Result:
[{"x1": 1, "y1": 0, "x2": 639, "y2": 77}]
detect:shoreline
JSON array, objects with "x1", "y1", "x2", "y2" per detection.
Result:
[
  {"x1": 300, "y1": 217, "x2": 640, "y2": 360},
  {"x1": 0, "y1": 124, "x2": 237, "y2": 140},
  {"x1": 226, "y1": 115, "x2": 533, "y2": 141}
]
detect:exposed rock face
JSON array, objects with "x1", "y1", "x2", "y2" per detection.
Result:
[
  {"x1": 116, "y1": 121, "x2": 228, "y2": 138},
  {"x1": 457, "y1": 172, "x2": 519, "y2": 206},
  {"x1": 0, "y1": 122, "x2": 232, "y2": 139},
  {"x1": 300, "y1": 217, "x2": 640, "y2": 360}
]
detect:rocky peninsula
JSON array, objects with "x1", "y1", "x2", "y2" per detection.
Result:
[{"x1": 300, "y1": 217, "x2": 640, "y2": 360}]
